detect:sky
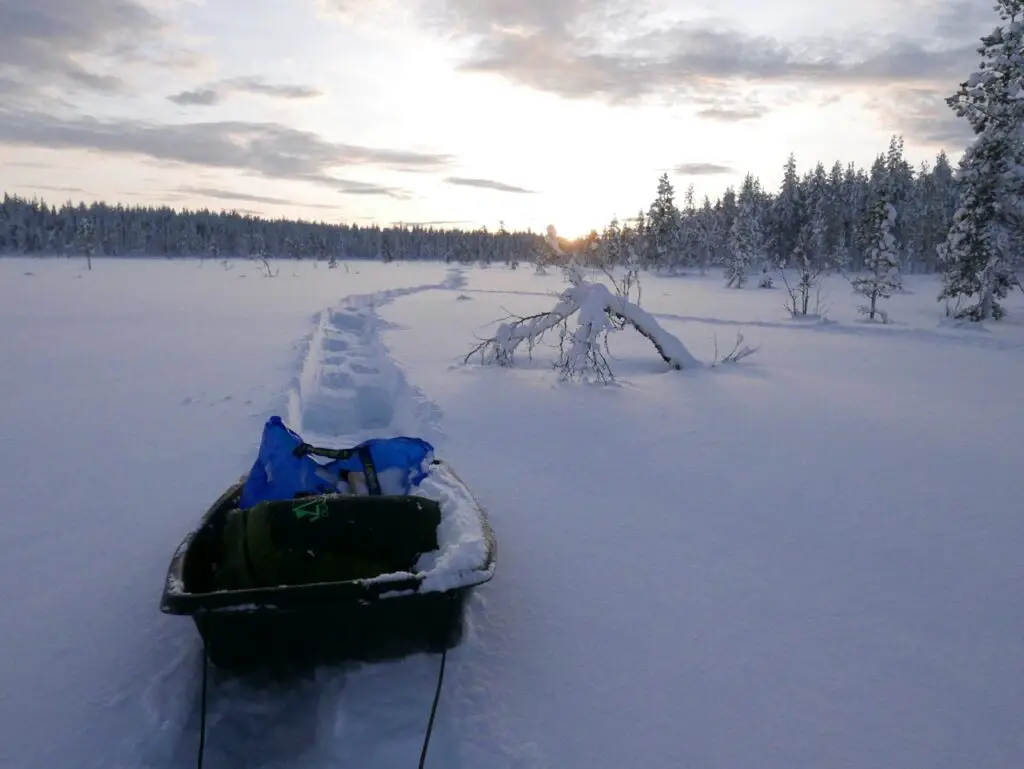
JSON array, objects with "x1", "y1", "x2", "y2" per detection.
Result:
[{"x1": 0, "y1": 0, "x2": 999, "y2": 238}]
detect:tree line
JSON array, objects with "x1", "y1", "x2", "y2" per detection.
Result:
[
  {"x1": 0, "y1": 197, "x2": 545, "y2": 266},
  {"x1": 0, "y1": 138, "x2": 960, "y2": 278}
]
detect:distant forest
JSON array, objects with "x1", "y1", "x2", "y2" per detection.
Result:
[{"x1": 0, "y1": 135, "x2": 957, "y2": 274}]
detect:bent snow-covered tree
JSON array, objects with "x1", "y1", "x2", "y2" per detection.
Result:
[
  {"x1": 937, "y1": 0, "x2": 1024, "y2": 321},
  {"x1": 465, "y1": 227, "x2": 756, "y2": 382}
]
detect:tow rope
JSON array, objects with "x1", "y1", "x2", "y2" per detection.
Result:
[{"x1": 194, "y1": 618, "x2": 452, "y2": 768}]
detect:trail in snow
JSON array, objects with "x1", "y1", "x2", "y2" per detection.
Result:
[
  {"x1": 143, "y1": 266, "x2": 481, "y2": 769},
  {"x1": 287, "y1": 268, "x2": 465, "y2": 446}
]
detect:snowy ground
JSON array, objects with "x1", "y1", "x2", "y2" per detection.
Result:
[{"x1": 1, "y1": 256, "x2": 1022, "y2": 769}]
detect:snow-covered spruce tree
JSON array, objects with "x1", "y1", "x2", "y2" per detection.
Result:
[
  {"x1": 937, "y1": 0, "x2": 1024, "y2": 321},
  {"x1": 465, "y1": 226, "x2": 755, "y2": 382},
  {"x1": 851, "y1": 200, "x2": 900, "y2": 322},
  {"x1": 726, "y1": 175, "x2": 765, "y2": 288},
  {"x1": 772, "y1": 153, "x2": 804, "y2": 266},
  {"x1": 645, "y1": 174, "x2": 683, "y2": 273},
  {"x1": 883, "y1": 136, "x2": 913, "y2": 284}
]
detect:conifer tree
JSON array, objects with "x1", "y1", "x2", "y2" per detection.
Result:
[
  {"x1": 852, "y1": 201, "x2": 900, "y2": 322},
  {"x1": 645, "y1": 174, "x2": 681, "y2": 271},
  {"x1": 937, "y1": 0, "x2": 1024, "y2": 321}
]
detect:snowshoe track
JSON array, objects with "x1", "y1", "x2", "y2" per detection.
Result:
[{"x1": 287, "y1": 267, "x2": 464, "y2": 447}]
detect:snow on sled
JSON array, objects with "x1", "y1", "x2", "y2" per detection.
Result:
[{"x1": 159, "y1": 417, "x2": 496, "y2": 671}]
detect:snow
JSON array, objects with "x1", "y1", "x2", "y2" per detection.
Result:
[
  {"x1": 2, "y1": 256, "x2": 1024, "y2": 769},
  {"x1": 414, "y1": 462, "x2": 493, "y2": 593}
]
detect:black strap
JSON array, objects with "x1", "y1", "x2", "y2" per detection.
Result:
[
  {"x1": 293, "y1": 441, "x2": 382, "y2": 495},
  {"x1": 292, "y1": 442, "x2": 357, "y2": 461},
  {"x1": 357, "y1": 445, "x2": 382, "y2": 495}
]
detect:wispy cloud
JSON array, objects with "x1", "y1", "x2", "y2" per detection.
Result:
[
  {"x1": 390, "y1": 219, "x2": 475, "y2": 227},
  {"x1": 0, "y1": 0, "x2": 200, "y2": 96},
  {"x1": 868, "y1": 87, "x2": 974, "y2": 146},
  {"x1": 178, "y1": 185, "x2": 343, "y2": 209},
  {"x1": 168, "y1": 77, "x2": 322, "y2": 107},
  {"x1": 8, "y1": 183, "x2": 94, "y2": 196},
  {"x1": 168, "y1": 88, "x2": 220, "y2": 106},
  {"x1": 0, "y1": 108, "x2": 454, "y2": 197},
  {"x1": 445, "y1": 176, "x2": 536, "y2": 193},
  {"x1": 673, "y1": 163, "x2": 733, "y2": 176},
  {"x1": 227, "y1": 77, "x2": 321, "y2": 100},
  {"x1": 696, "y1": 106, "x2": 769, "y2": 122}
]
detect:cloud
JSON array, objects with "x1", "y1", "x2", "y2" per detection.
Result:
[
  {"x1": 9, "y1": 184, "x2": 94, "y2": 196},
  {"x1": 445, "y1": 176, "x2": 536, "y2": 193},
  {"x1": 169, "y1": 88, "x2": 220, "y2": 106},
  {"x1": 168, "y1": 77, "x2": 322, "y2": 107},
  {"x1": 695, "y1": 106, "x2": 768, "y2": 122},
  {"x1": 931, "y1": 0, "x2": 999, "y2": 41},
  {"x1": 869, "y1": 87, "x2": 975, "y2": 147},
  {"x1": 673, "y1": 163, "x2": 733, "y2": 176},
  {"x1": 0, "y1": 0, "x2": 191, "y2": 96},
  {"x1": 390, "y1": 219, "x2": 475, "y2": 227},
  {"x1": 331, "y1": 179, "x2": 409, "y2": 196},
  {"x1": 363, "y1": 0, "x2": 993, "y2": 145},
  {"x1": 0, "y1": 108, "x2": 454, "y2": 197},
  {"x1": 459, "y1": 23, "x2": 980, "y2": 101},
  {"x1": 178, "y1": 186, "x2": 344, "y2": 209},
  {"x1": 227, "y1": 77, "x2": 321, "y2": 99}
]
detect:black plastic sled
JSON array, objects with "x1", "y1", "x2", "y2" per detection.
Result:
[{"x1": 159, "y1": 459, "x2": 496, "y2": 671}]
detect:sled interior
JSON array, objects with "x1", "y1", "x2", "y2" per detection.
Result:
[
  {"x1": 179, "y1": 484, "x2": 442, "y2": 598},
  {"x1": 161, "y1": 473, "x2": 493, "y2": 671}
]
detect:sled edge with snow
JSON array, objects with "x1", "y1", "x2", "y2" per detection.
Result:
[{"x1": 159, "y1": 459, "x2": 496, "y2": 670}]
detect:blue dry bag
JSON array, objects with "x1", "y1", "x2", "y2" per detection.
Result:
[{"x1": 238, "y1": 416, "x2": 434, "y2": 508}]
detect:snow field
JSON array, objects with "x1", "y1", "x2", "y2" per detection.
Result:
[
  {"x1": 379, "y1": 266, "x2": 1024, "y2": 769},
  {"x1": 0, "y1": 256, "x2": 1022, "y2": 769}
]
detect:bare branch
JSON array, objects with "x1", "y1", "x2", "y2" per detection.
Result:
[
  {"x1": 711, "y1": 331, "x2": 759, "y2": 366},
  {"x1": 463, "y1": 305, "x2": 576, "y2": 366}
]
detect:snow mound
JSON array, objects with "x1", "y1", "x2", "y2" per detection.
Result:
[{"x1": 413, "y1": 461, "x2": 493, "y2": 592}]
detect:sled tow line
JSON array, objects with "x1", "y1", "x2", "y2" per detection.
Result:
[
  {"x1": 196, "y1": 631, "x2": 209, "y2": 769},
  {"x1": 419, "y1": 644, "x2": 448, "y2": 769},
  {"x1": 194, "y1": 606, "x2": 453, "y2": 768}
]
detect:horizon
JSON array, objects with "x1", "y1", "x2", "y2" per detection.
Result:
[{"x1": 0, "y1": 0, "x2": 994, "y2": 240}]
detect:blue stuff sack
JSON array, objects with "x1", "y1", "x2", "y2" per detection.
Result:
[{"x1": 238, "y1": 416, "x2": 434, "y2": 508}]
